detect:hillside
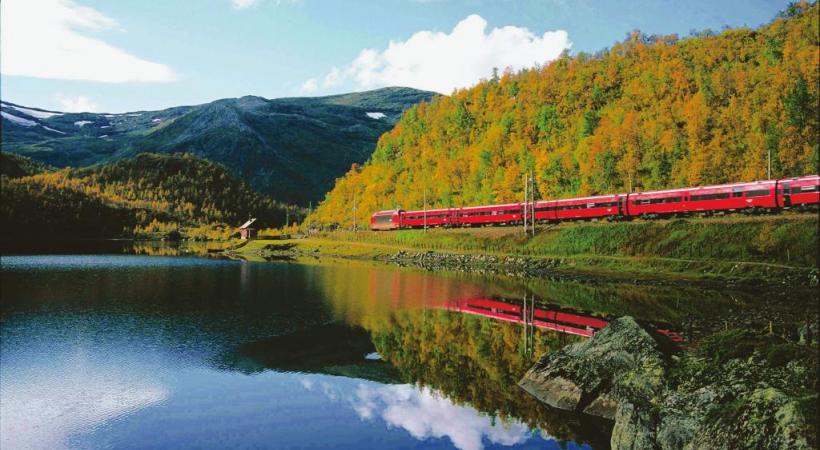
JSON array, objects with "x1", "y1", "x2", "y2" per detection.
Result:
[
  {"x1": 0, "y1": 152, "x2": 51, "y2": 178},
  {"x1": 311, "y1": 4, "x2": 818, "y2": 227},
  {"x1": 0, "y1": 153, "x2": 293, "y2": 240},
  {"x1": 1, "y1": 87, "x2": 436, "y2": 205}
]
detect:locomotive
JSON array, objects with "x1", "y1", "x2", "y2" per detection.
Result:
[{"x1": 370, "y1": 175, "x2": 820, "y2": 230}]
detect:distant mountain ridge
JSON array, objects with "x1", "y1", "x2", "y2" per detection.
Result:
[{"x1": 1, "y1": 87, "x2": 437, "y2": 205}]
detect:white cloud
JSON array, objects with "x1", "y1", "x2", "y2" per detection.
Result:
[
  {"x1": 308, "y1": 14, "x2": 570, "y2": 94},
  {"x1": 230, "y1": 0, "x2": 302, "y2": 9},
  {"x1": 300, "y1": 78, "x2": 319, "y2": 93},
  {"x1": 322, "y1": 67, "x2": 341, "y2": 88},
  {"x1": 0, "y1": 0, "x2": 177, "y2": 83},
  {"x1": 58, "y1": 95, "x2": 100, "y2": 112},
  {"x1": 230, "y1": 0, "x2": 260, "y2": 9},
  {"x1": 0, "y1": 358, "x2": 168, "y2": 449},
  {"x1": 350, "y1": 384, "x2": 536, "y2": 450}
]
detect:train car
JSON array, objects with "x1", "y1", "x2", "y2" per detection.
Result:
[
  {"x1": 630, "y1": 180, "x2": 778, "y2": 217},
  {"x1": 400, "y1": 208, "x2": 455, "y2": 228},
  {"x1": 370, "y1": 174, "x2": 818, "y2": 230},
  {"x1": 778, "y1": 175, "x2": 820, "y2": 209},
  {"x1": 370, "y1": 209, "x2": 402, "y2": 230},
  {"x1": 458, "y1": 203, "x2": 523, "y2": 227},
  {"x1": 534, "y1": 194, "x2": 624, "y2": 222}
]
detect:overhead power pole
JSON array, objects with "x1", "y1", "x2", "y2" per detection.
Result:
[
  {"x1": 531, "y1": 170, "x2": 535, "y2": 235},
  {"x1": 523, "y1": 175, "x2": 528, "y2": 234},
  {"x1": 767, "y1": 148, "x2": 772, "y2": 179},
  {"x1": 423, "y1": 188, "x2": 428, "y2": 232}
]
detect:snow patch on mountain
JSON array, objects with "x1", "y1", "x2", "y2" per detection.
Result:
[
  {"x1": 74, "y1": 121, "x2": 93, "y2": 127},
  {"x1": 366, "y1": 112, "x2": 386, "y2": 120},
  {"x1": 2, "y1": 111, "x2": 37, "y2": 127},
  {"x1": 11, "y1": 105, "x2": 63, "y2": 119},
  {"x1": 42, "y1": 126, "x2": 66, "y2": 134}
]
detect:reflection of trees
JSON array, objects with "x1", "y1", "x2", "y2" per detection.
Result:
[
  {"x1": 370, "y1": 309, "x2": 611, "y2": 447},
  {"x1": 129, "y1": 241, "x2": 225, "y2": 257}
]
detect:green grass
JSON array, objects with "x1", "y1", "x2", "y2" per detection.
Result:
[
  {"x1": 232, "y1": 214, "x2": 818, "y2": 284},
  {"x1": 322, "y1": 214, "x2": 818, "y2": 267}
]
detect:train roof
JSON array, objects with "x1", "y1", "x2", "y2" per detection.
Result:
[
  {"x1": 632, "y1": 179, "x2": 777, "y2": 196},
  {"x1": 459, "y1": 202, "x2": 521, "y2": 210},
  {"x1": 372, "y1": 209, "x2": 400, "y2": 216}
]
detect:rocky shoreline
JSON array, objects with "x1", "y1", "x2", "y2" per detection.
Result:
[
  {"x1": 519, "y1": 317, "x2": 818, "y2": 450},
  {"x1": 384, "y1": 250, "x2": 819, "y2": 288},
  {"x1": 230, "y1": 243, "x2": 819, "y2": 289}
]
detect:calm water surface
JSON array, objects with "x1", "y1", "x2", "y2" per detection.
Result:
[{"x1": 1, "y1": 251, "x2": 804, "y2": 449}]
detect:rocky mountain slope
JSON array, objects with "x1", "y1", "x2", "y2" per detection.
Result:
[{"x1": 1, "y1": 87, "x2": 436, "y2": 205}]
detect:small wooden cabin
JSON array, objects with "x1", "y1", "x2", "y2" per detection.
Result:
[{"x1": 239, "y1": 218, "x2": 258, "y2": 240}]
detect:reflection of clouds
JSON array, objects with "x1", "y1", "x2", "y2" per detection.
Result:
[
  {"x1": 351, "y1": 383, "x2": 531, "y2": 450},
  {"x1": 0, "y1": 360, "x2": 168, "y2": 450}
]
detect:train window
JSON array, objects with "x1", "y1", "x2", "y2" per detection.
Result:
[
  {"x1": 732, "y1": 188, "x2": 743, "y2": 198},
  {"x1": 590, "y1": 201, "x2": 619, "y2": 208},
  {"x1": 691, "y1": 193, "x2": 731, "y2": 201},
  {"x1": 745, "y1": 189, "x2": 769, "y2": 197},
  {"x1": 375, "y1": 215, "x2": 393, "y2": 224},
  {"x1": 793, "y1": 186, "x2": 819, "y2": 193}
]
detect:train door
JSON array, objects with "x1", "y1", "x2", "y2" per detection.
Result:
[
  {"x1": 620, "y1": 194, "x2": 630, "y2": 219},
  {"x1": 781, "y1": 182, "x2": 792, "y2": 208}
]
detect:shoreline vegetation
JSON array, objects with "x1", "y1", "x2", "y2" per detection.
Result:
[{"x1": 226, "y1": 213, "x2": 818, "y2": 287}]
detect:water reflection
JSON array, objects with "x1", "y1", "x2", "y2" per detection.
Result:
[
  {"x1": 1, "y1": 254, "x2": 808, "y2": 449},
  {"x1": 1, "y1": 349, "x2": 168, "y2": 449},
  {"x1": 348, "y1": 384, "x2": 534, "y2": 450}
]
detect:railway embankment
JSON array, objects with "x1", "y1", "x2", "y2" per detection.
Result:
[
  {"x1": 229, "y1": 214, "x2": 819, "y2": 286},
  {"x1": 519, "y1": 316, "x2": 818, "y2": 449}
]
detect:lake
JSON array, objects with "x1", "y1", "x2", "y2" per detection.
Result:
[{"x1": 0, "y1": 250, "x2": 810, "y2": 449}]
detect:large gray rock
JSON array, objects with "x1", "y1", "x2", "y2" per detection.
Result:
[
  {"x1": 519, "y1": 316, "x2": 670, "y2": 450},
  {"x1": 519, "y1": 316, "x2": 668, "y2": 420},
  {"x1": 519, "y1": 316, "x2": 817, "y2": 450}
]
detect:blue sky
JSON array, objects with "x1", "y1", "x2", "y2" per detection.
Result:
[{"x1": 1, "y1": 0, "x2": 791, "y2": 113}]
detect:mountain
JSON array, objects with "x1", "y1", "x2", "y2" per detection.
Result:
[
  {"x1": 310, "y1": 4, "x2": 818, "y2": 227},
  {"x1": 0, "y1": 153, "x2": 293, "y2": 240},
  {"x1": 0, "y1": 152, "x2": 51, "y2": 178},
  {"x1": 1, "y1": 87, "x2": 436, "y2": 205}
]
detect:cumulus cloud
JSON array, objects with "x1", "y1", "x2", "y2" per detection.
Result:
[
  {"x1": 351, "y1": 384, "x2": 535, "y2": 450},
  {"x1": 0, "y1": 0, "x2": 177, "y2": 83},
  {"x1": 57, "y1": 95, "x2": 100, "y2": 112},
  {"x1": 300, "y1": 78, "x2": 319, "y2": 93},
  {"x1": 307, "y1": 14, "x2": 570, "y2": 94},
  {"x1": 230, "y1": 0, "x2": 260, "y2": 9},
  {"x1": 230, "y1": 0, "x2": 301, "y2": 9}
]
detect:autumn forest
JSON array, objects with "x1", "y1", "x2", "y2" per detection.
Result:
[{"x1": 311, "y1": 3, "x2": 818, "y2": 227}]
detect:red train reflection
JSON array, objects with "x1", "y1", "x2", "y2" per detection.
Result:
[{"x1": 441, "y1": 296, "x2": 685, "y2": 343}]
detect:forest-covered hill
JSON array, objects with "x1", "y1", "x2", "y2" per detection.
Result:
[
  {"x1": 311, "y1": 3, "x2": 818, "y2": 227},
  {"x1": 1, "y1": 87, "x2": 436, "y2": 205},
  {"x1": 0, "y1": 153, "x2": 293, "y2": 240}
]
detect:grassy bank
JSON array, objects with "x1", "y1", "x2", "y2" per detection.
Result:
[{"x1": 232, "y1": 214, "x2": 818, "y2": 284}]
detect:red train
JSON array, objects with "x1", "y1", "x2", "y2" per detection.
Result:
[{"x1": 370, "y1": 175, "x2": 819, "y2": 230}]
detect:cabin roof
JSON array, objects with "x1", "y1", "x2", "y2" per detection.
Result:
[{"x1": 240, "y1": 218, "x2": 257, "y2": 229}]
